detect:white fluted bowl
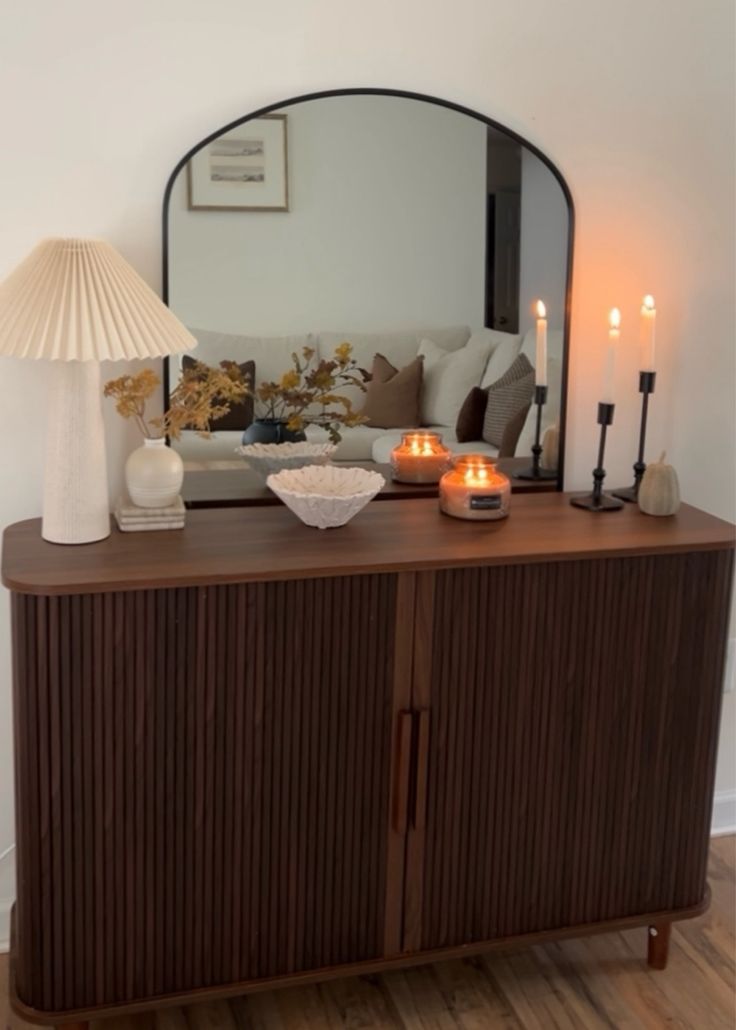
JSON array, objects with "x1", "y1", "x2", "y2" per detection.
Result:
[
  {"x1": 236, "y1": 441, "x2": 336, "y2": 480},
  {"x1": 266, "y1": 465, "x2": 386, "y2": 529}
]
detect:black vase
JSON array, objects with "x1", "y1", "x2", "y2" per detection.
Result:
[{"x1": 242, "y1": 419, "x2": 307, "y2": 445}]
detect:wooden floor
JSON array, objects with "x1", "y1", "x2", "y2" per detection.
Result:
[{"x1": 2, "y1": 836, "x2": 734, "y2": 1029}]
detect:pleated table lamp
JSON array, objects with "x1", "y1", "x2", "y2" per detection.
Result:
[{"x1": 0, "y1": 238, "x2": 195, "y2": 544}]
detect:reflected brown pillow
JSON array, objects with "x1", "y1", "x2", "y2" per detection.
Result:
[
  {"x1": 182, "y1": 356, "x2": 255, "y2": 432},
  {"x1": 360, "y1": 353, "x2": 424, "y2": 429},
  {"x1": 455, "y1": 386, "x2": 488, "y2": 442}
]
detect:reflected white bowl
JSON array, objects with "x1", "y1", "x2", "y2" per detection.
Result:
[
  {"x1": 266, "y1": 465, "x2": 386, "y2": 529},
  {"x1": 236, "y1": 441, "x2": 336, "y2": 480}
]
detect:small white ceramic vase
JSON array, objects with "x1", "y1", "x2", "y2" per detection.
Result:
[{"x1": 125, "y1": 437, "x2": 184, "y2": 509}]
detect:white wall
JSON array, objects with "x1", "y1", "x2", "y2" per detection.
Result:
[
  {"x1": 0, "y1": 0, "x2": 734, "y2": 947},
  {"x1": 170, "y1": 95, "x2": 487, "y2": 333},
  {"x1": 519, "y1": 149, "x2": 569, "y2": 335}
]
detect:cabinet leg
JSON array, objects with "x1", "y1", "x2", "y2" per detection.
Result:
[{"x1": 647, "y1": 921, "x2": 671, "y2": 970}]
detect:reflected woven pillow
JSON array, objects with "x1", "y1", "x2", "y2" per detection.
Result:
[{"x1": 482, "y1": 353, "x2": 535, "y2": 450}]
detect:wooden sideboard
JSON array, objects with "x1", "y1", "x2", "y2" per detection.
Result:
[{"x1": 3, "y1": 495, "x2": 734, "y2": 1026}]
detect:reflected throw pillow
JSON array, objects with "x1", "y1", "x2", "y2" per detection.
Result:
[
  {"x1": 360, "y1": 353, "x2": 424, "y2": 429},
  {"x1": 455, "y1": 386, "x2": 488, "y2": 443},
  {"x1": 182, "y1": 356, "x2": 255, "y2": 432},
  {"x1": 417, "y1": 337, "x2": 493, "y2": 427},
  {"x1": 482, "y1": 353, "x2": 535, "y2": 452}
]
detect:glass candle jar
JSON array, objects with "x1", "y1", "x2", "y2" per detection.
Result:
[
  {"x1": 439, "y1": 454, "x2": 511, "y2": 521},
  {"x1": 390, "y1": 431, "x2": 452, "y2": 484}
]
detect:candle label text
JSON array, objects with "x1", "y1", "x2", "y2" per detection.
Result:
[{"x1": 470, "y1": 495, "x2": 504, "y2": 511}]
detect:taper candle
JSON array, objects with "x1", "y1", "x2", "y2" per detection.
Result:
[
  {"x1": 640, "y1": 294, "x2": 656, "y2": 371},
  {"x1": 602, "y1": 307, "x2": 621, "y2": 404},
  {"x1": 535, "y1": 300, "x2": 548, "y2": 387}
]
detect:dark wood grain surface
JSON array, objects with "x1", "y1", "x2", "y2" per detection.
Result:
[
  {"x1": 182, "y1": 458, "x2": 555, "y2": 509},
  {"x1": 3, "y1": 495, "x2": 733, "y2": 596},
  {"x1": 6, "y1": 496, "x2": 734, "y2": 1021},
  {"x1": 12, "y1": 576, "x2": 399, "y2": 1012},
  {"x1": 416, "y1": 552, "x2": 732, "y2": 952},
  {"x1": 4, "y1": 838, "x2": 735, "y2": 1030}
]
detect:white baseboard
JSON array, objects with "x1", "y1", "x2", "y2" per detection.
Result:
[
  {"x1": 0, "y1": 843, "x2": 15, "y2": 954},
  {"x1": 711, "y1": 789, "x2": 736, "y2": 837},
  {"x1": 0, "y1": 897, "x2": 10, "y2": 954},
  {"x1": 0, "y1": 793, "x2": 734, "y2": 956}
]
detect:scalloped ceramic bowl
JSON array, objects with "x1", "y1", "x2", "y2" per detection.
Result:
[
  {"x1": 236, "y1": 441, "x2": 336, "y2": 480},
  {"x1": 266, "y1": 465, "x2": 386, "y2": 529}
]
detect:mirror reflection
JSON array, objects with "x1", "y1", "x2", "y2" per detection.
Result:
[{"x1": 165, "y1": 92, "x2": 571, "y2": 488}]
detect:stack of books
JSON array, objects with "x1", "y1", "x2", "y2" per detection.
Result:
[{"x1": 114, "y1": 495, "x2": 186, "y2": 533}]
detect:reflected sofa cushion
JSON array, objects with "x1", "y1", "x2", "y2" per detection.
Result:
[
  {"x1": 359, "y1": 353, "x2": 424, "y2": 429},
  {"x1": 316, "y1": 326, "x2": 470, "y2": 410},
  {"x1": 455, "y1": 386, "x2": 488, "y2": 443},
  {"x1": 183, "y1": 330, "x2": 315, "y2": 389},
  {"x1": 417, "y1": 336, "x2": 493, "y2": 427},
  {"x1": 482, "y1": 353, "x2": 535, "y2": 450},
  {"x1": 479, "y1": 329, "x2": 523, "y2": 389}
]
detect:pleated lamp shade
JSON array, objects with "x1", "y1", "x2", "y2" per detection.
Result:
[
  {"x1": 0, "y1": 238, "x2": 196, "y2": 545},
  {"x1": 0, "y1": 238, "x2": 196, "y2": 360}
]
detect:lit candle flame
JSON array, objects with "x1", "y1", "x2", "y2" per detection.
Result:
[
  {"x1": 642, "y1": 294, "x2": 655, "y2": 311},
  {"x1": 609, "y1": 307, "x2": 621, "y2": 330},
  {"x1": 464, "y1": 464, "x2": 490, "y2": 487},
  {"x1": 535, "y1": 299, "x2": 546, "y2": 319}
]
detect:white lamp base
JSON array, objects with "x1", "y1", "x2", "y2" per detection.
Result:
[{"x1": 42, "y1": 362, "x2": 110, "y2": 544}]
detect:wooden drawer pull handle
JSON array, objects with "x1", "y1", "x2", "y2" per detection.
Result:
[
  {"x1": 393, "y1": 711, "x2": 413, "y2": 834},
  {"x1": 413, "y1": 709, "x2": 430, "y2": 831}
]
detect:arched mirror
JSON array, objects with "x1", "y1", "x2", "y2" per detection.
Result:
[{"x1": 163, "y1": 89, "x2": 573, "y2": 502}]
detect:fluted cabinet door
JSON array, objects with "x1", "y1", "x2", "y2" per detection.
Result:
[
  {"x1": 410, "y1": 552, "x2": 733, "y2": 953},
  {"x1": 12, "y1": 573, "x2": 401, "y2": 1013}
]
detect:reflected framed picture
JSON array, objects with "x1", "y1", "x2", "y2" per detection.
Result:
[{"x1": 188, "y1": 114, "x2": 288, "y2": 211}]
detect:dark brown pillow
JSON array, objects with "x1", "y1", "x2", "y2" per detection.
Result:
[
  {"x1": 455, "y1": 386, "x2": 488, "y2": 443},
  {"x1": 482, "y1": 353, "x2": 535, "y2": 449},
  {"x1": 360, "y1": 353, "x2": 424, "y2": 428},
  {"x1": 182, "y1": 356, "x2": 255, "y2": 432}
]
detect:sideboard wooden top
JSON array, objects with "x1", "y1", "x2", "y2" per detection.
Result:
[{"x1": 3, "y1": 494, "x2": 734, "y2": 595}]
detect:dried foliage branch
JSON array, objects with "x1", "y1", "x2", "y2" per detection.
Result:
[
  {"x1": 256, "y1": 342, "x2": 369, "y2": 444},
  {"x1": 103, "y1": 360, "x2": 250, "y2": 440}
]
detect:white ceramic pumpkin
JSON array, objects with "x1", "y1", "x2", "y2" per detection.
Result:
[
  {"x1": 541, "y1": 422, "x2": 559, "y2": 471},
  {"x1": 638, "y1": 452, "x2": 680, "y2": 516}
]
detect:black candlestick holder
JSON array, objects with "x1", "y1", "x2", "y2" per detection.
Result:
[
  {"x1": 611, "y1": 371, "x2": 656, "y2": 502},
  {"x1": 570, "y1": 402, "x2": 624, "y2": 512},
  {"x1": 514, "y1": 384, "x2": 558, "y2": 481}
]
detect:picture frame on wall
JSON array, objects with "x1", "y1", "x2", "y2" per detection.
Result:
[{"x1": 188, "y1": 114, "x2": 288, "y2": 211}]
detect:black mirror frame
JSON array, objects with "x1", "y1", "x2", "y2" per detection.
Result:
[{"x1": 162, "y1": 87, "x2": 574, "y2": 490}]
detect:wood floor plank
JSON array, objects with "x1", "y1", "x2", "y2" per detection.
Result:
[
  {"x1": 1, "y1": 835, "x2": 734, "y2": 1030},
  {"x1": 585, "y1": 930, "x2": 697, "y2": 1030},
  {"x1": 428, "y1": 959, "x2": 523, "y2": 1029},
  {"x1": 379, "y1": 967, "x2": 460, "y2": 1029},
  {"x1": 151, "y1": 1008, "x2": 190, "y2": 1030},
  {"x1": 481, "y1": 949, "x2": 590, "y2": 1030},
  {"x1": 523, "y1": 942, "x2": 628, "y2": 1029},
  {"x1": 317, "y1": 975, "x2": 402, "y2": 1029},
  {"x1": 185, "y1": 1001, "x2": 240, "y2": 1030}
]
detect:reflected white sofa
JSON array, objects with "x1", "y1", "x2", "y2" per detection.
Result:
[{"x1": 174, "y1": 325, "x2": 562, "y2": 466}]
